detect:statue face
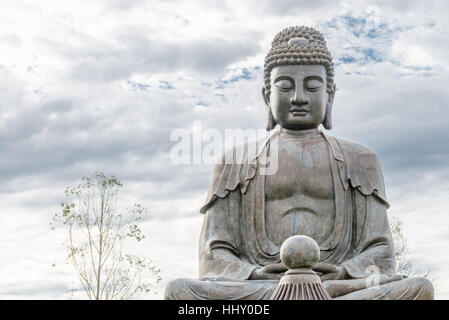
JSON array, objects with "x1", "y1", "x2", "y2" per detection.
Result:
[{"x1": 265, "y1": 65, "x2": 331, "y2": 130}]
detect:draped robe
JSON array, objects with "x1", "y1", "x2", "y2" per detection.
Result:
[{"x1": 165, "y1": 130, "x2": 434, "y2": 300}]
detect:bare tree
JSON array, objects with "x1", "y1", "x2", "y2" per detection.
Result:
[
  {"x1": 51, "y1": 172, "x2": 161, "y2": 300},
  {"x1": 390, "y1": 217, "x2": 435, "y2": 281}
]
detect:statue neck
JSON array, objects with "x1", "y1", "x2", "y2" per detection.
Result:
[{"x1": 279, "y1": 127, "x2": 322, "y2": 139}]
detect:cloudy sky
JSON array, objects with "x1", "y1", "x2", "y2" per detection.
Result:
[{"x1": 1, "y1": 0, "x2": 448, "y2": 299}]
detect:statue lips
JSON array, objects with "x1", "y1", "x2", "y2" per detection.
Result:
[{"x1": 290, "y1": 107, "x2": 309, "y2": 116}]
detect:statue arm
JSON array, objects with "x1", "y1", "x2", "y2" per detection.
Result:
[
  {"x1": 199, "y1": 196, "x2": 258, "y2": 280},
  {"x1": 341, "y1": 191, "x2": 395, "y2": 278},
  {"x1": 335, "y1": 141, "x2": 394, "y2": 278}
]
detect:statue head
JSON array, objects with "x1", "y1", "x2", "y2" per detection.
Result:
[{"x1": 262, "y1": 26, "x2": 335, "y2": 131}]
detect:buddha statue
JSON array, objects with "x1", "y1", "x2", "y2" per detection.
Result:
[{"x1": 165, "y1": 26, "x2": 434, "y2": 300}]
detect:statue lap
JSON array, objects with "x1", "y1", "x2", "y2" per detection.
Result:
[{"x1": 165, "y1": 277, "x2": 433, "y2": 300}]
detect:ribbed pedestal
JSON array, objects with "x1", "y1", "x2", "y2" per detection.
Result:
[{"x1": 271, "y1": 268, "x2": 331, "y2": 300}]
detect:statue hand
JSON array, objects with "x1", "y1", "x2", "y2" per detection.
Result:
[
  {"x1": 249, "y1": 267, "x2": 284, "y2": 280},
  {"x1": 262, "y1": 262, "x2": 288, "y2": 274},
  {"x1": 313, "y1": 263, "x2": 347, "y2": 281}
]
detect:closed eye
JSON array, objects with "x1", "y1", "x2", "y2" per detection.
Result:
[
  {"x1": 305, "y1": 79, "x2": 322, "y2": 92},
  {"x1": 275, "y1": 79, "x2": 293, "y2": 92}
]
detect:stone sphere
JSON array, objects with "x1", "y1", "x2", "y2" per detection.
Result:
[{"x1": 280, "y1": 235, "x2": 320, "y2": 269}]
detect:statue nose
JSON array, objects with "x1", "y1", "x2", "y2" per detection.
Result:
[{"x1": 291, "y1": 89, "x2": 309, "y2": 105}]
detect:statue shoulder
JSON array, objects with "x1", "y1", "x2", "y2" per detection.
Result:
[
  {"x1": 200, "y1": 136, "x2": 268, "y2": 214},
  {"x1": 333, "y1": 136, "x2": 377, "y2": 157},
  {"x1": 218, "y1": 138, "x2": 262, "y2": 164},
  {"x1": 328, "y1": 135, "x2": 389, "y2": 208},
  {"x1": 331, "y1": 136, "x2": 381, "y2": 169}
]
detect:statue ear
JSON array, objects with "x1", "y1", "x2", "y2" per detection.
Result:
[
  {"x1": 262, "y1": 87, "x2": 270, "y2": 105},
  {"x1": 323, "y1": 84, "x2": 335, "y2": 130},
  {"x1": 262, "y1": 87, "x2": 276, "y2": 131}
]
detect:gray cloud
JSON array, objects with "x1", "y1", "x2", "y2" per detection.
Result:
[
  {"x1": 0, "y1": 283, "x2": 69, "y2": 297},
  {"x1": 37, "y1": 32, "x2": 262, "y2": 82},
  {"x1": 248, "y1": 0, "x2": 340, "y2": 16},
  {"x1": 332, "y1": 73, "x2": 449, "y2": 174}
]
